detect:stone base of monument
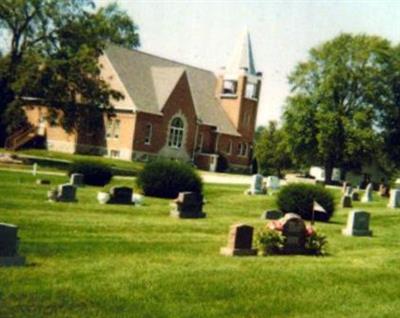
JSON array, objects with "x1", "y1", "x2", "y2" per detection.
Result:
[
  {"x1": 244, "y1": 188, "x2": 267, "y2": 195},
  {"x1": 36, "y1": 179, "x2": 51, "y2": 185},
  {"x1": 342, "y1": 228, "x2": 372, "y2": 236},
  {"x1": 170, "y1": 209, "x2": 206, "y2": 219},
  {"x1": 0, "y1": 255, "x2": 26, "y2": 266},
  {"x1": 220, "y1": 247, "x2": 258, "y2": 256}
]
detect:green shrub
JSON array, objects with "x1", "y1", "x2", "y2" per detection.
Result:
[
  {"x1": 276, "y1": 183, "x2": 335, "y2": 222},
  {"x1": 306, "y1": 231, "x2": 328, "y2": 256},
  {"x1": 68, "y1": 161, "x2": 113, "y2": 186},
  {"x1": 136, "y1": 160, "x2": 203, "y2": 198},
  {"x1": 256, "y1": 227, "x2": 283, "y2": 255}
]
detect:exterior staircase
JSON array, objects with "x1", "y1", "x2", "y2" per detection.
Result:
[{"x1": 5, "y1": 126, "x2": 38, "y2": 151}]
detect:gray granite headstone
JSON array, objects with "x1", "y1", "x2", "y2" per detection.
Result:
[
  {"x1": 361, "y1": 183, "x2": 373, "y2": 203},
  {"x1": 70, "y1": 173, "x2": 84, "y2": 187},
  {"x1": 281, "y1": 213, "x2": 307, "y2": 254},
  {"x1": 352, "y1": 191, "x2": 360, "y2": 201},
  {"x1": 345, "y1": 186, "x2": 353, "y2": 197},
  {"x1": 109, "y1": 186, "x2": 133, "y2": 204},
  {"x1": 341, "y1": 195, "x2": 352, "y2": 208},
  {"x1": 36, "y1": 179, "x2": 51, "y2": 185},
  {"x1": 388, "y1": 189, "x2": 400, "y2": 208},
  {"x1": 0, "y1": 223, "x2": 25, "y2": 266},
  {"x1": 261, "y1": 210, "x2": 283, "y2": 220},
  {"x1": 246, "y1": 174, "x2": 266, "y2": 195},
  {"x1": 342, "y1": 211, "x2": 372, "y2": 236},
  {"x1": 57, "y1": 184, "x2": 77, "y2": 202},
  {"x1": 170, "y1": 192, "x2": 205, "y2": 218},
  {"x1": 220, "y1": 224, "x2": 257, "y2": 256}
]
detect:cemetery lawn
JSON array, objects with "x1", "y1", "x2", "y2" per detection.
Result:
[
  {"x1": 1, "y1": 170, "x2": 400, "y2": 318},
  {"x1": 0, "y1": 148, "x2": 144, "y2": 176}
]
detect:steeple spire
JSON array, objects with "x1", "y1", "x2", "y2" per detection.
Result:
[{"x1": 225, "y1": 29, "x2": 256, "y2": 76}]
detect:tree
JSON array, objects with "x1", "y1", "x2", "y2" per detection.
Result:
[
  {"x1": 255, "y1": 121, "x2": 292, "y2": 177},
  {"x1": 283, "y1": 33, "x2": 392, "y2": 183},
  {"x1": 0, "y1": 0, "x2": 139, "y2": 142}
]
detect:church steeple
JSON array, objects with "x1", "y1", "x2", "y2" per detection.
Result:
[
  {"x1": 225, "y1": 29, "x2": 257, "y2": 77},
  {"x1": 217, "y1": 29, "x2": 262, "y2": 142}
]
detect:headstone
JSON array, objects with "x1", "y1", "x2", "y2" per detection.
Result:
[
  {"x1": 352, "y1": 191, "x2": 360, "y2": 201},
  {"x1": 342, "y1": 210, "x2": 372, "y2": 236},
  {"x1": 220, "y1": 224, "x2": 257, "y2": 256},
  {"x1": 266, "y1": 176, "x2": 280, "y2": 190},
  {"x1": 341, "y1": 195, "x2": 352, "y2": 208},
  {"x1": 57, "y1": 184, "x2": 77, "y2": 202},
  {"x1": 246, "y1": 174, "x2": 266, "y2": 195},
  {"x1": 345, "y1": 186, "x2": 353, "y2": 197},
  {"x1": 379, "y1": 184, "x2": 390, "y2": 197},
  {"x1": 70, "y1": 173, "x2": 84, "y2": 187},
  {"x1": 32, "y1": 163, "x2": 38, "y2": 176},
  {"x1": 97, "y1": 191, "x2": 111, "y2": 204},
  {"x1": 281, "y1": 213, "x2": 307, "y2": 254},
  {"x1": 260, "y1": 210, "x2": 283, "y2": 220},
  {"x1": 109, "y1": 186, "x2": 133, "y2": 204},
  {"x1": 170, "y1": 192, "x2": 205, "y2": 218},
  {"x1": 388, "y1": 189, "x2": 400, "y2": 208},
  {"x1": 36, "y1": 179, "x2": 51, "y2": 185},
  {"x1": 0, "y1": 223, "x2": 25, "y2": 266},
  {"x1": 361, "y1": 183, "x2": 373, "y2": 203},
  {"x1": 342, "y1": 181, "x2": 349, "y2": 194},
  {"x1": 132, "y1": 193, "x2": 144, "y2": 205}
]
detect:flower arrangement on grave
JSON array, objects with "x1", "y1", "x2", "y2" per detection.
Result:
[{"x1": 256, "y1": 217, "x2": 327, "y2": 256}]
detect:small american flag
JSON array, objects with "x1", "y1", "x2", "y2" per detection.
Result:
[{"x1": 313, "y1": 201, "x2": 327, "y2": 213}]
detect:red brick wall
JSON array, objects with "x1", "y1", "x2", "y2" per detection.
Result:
[{"x1": 133, "y1": 73, "x2": 197, "y2": 161}]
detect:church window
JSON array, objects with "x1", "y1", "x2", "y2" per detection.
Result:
[
  {"x1": 237, "y1": 142, "x2": 243, "y2": 155},
  {"x1": 242, "y1": 143, "x2": 248, "y2": 156},
  {"x1": 168, "y1": 117, "x2": 185, "y2": 149},
  {"x1": 223, "y1": 80, "x2": 238, "y2": 95},
  {"x1": 106, "y1": 118, "x2": 121, "y2": 139},
  {"x1": 245, "y1": 83, "x2": 258, "y2": 99},
  {"x1": 196, "y1": 133, "x2": 204, "y2": 152},
  {"x1": 144, "y1": 123, "x2": 152, "y2": 145},
  {"x1": 226, "y1": 140, "x2": 232, "y2": 154}
]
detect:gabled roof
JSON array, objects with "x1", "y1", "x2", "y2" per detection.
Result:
[
  {"x1": 151, "y1": 66, "x2": 185, "y2": 111},
  {"x1": 104, "y1": 45, "x2": 240, "y2": 136}
]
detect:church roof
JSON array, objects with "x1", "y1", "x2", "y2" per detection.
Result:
[{"x1": 104, "y1": 45, "x2": 240, "y2": 136}]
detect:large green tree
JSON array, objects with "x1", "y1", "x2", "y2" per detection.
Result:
[
  {"x1": 0, "y1": 0, "x2": 139, "y2": 142},
  {"x1": 255, "y1": 121, "x2": 292, "y2": 177},
  {"x1": 283, "y1": 33, "x2": 392, "y2": 183}
]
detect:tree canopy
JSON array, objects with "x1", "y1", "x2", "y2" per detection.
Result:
[
  {"x1": 0, "y1": 0, "x2": 139, "y2": 140},
  {"x1": 283, "y1": 33, "x2": 395, "y2": 182},
  {"x1": 255, "y1": 121, "x2": 292, "y2": 177}
]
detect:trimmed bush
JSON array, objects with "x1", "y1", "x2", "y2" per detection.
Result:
[
  {"x1": 276, "y1": 183, "x2": 335, "y2": 222},
  {"x1": 68, "y1": 161, "x2": 113, "y2": 186},
  {"x1": 136, "y1": 160, "x2": 203, "y2": 198}
]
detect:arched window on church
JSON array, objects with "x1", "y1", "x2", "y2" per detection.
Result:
[{"x1": 168, "y1": 117, "x2": 184, "y2": 149}]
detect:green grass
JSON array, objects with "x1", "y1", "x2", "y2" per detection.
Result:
[
  {"x1": 1, "y1": 170, "x2": 400, "y2": 317},
  {"x1": 0, "y1": 148, "x2": 144, "y2": 176}
]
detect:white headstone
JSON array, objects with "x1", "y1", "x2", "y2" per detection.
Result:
[
  {"x1": 342, "y1": 210, "x2": 372, "y2": 236},
  {"x1": 388, "y1": 189, "x2": 400, "y2": 208},
  {"x1": 32, "y1": 163, "x2": 38, "y2": 176},
  {"x1": 361, "y1": 183, "x2": 373, "y2": 203},
  {"x1": 248, "y1": 174, "x2": 265, "y2": 195},
  {"x1": 345, "y1": 186, "x2": 353, "y2": 197},
  {"x1": 70, "y1": 173, "x2": 84, "y2": 187},
  {"x1": 266, "y1": 176, "x2": 280, "y2": 190}
]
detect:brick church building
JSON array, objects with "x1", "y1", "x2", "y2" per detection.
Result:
[{"x1": 17, "y1": 31, "x2": 262, "y2": 172}]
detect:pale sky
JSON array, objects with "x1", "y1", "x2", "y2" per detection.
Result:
[{"x1": 96, "y1": 0, "x2": 400, "y2": 126}]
